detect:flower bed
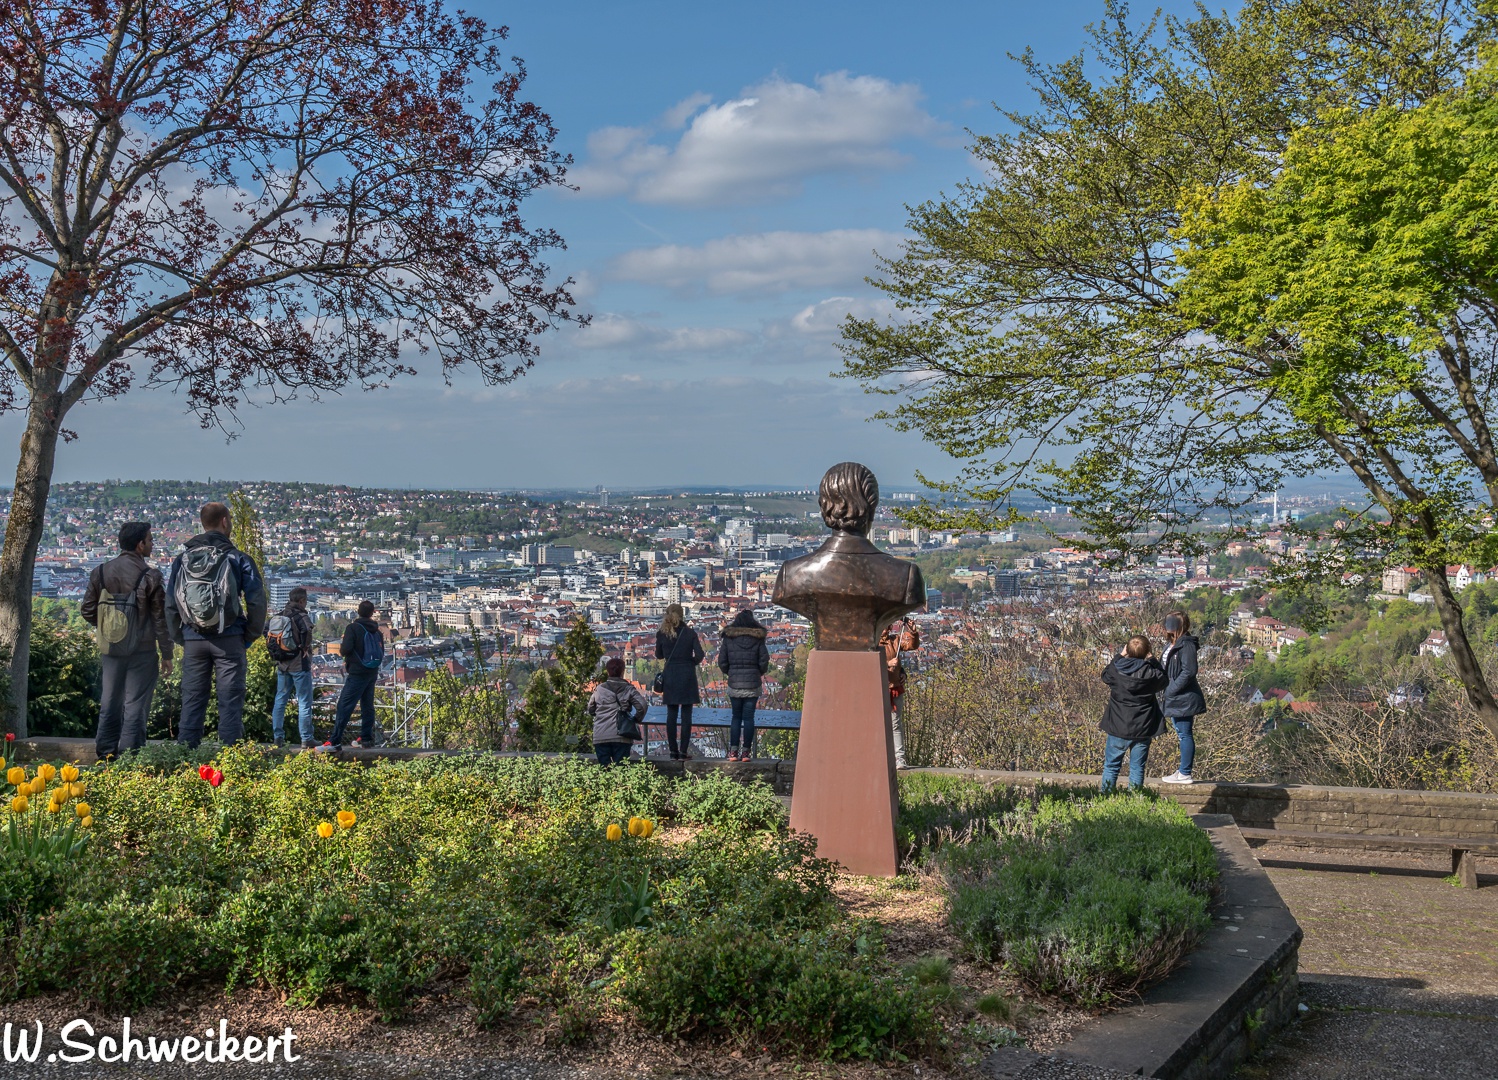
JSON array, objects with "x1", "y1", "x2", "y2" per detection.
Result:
[{"x1": 0, "y1": 751, "x2": 1218, "y2": 1070}]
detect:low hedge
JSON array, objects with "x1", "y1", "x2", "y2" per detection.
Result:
[{"x1": 934, "y1": 788, "x2": 1218, "y2": 1005}]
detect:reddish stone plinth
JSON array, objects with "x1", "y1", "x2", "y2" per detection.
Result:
[{"x1": 789, "y1": 649, "x2": 899, "y2": 877}]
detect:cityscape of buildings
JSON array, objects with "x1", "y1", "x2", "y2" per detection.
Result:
[{"x1": 12, "y1": 478, "x2": 1458, "y2": 704}]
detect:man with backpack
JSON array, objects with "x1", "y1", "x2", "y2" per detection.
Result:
[
  {"x1": 165, "y1": 502, "x2": 268, "y2": 748},
  {"x1": 81, "y1": 522, "x2": 173, "y2": 759},
  {"x1": 329, "y1": 599, "x2": 385, "y2": 749},
  {"x1": 267, "y1": 586, "x2": 316, "y2": 748}
]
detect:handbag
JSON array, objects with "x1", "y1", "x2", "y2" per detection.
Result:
[
  {"x1": 615, "y1": 688, "x2": 642, "y2": 742},
  {"x1": 653, "y1": 626, "x2": 686, "y2": 695}
]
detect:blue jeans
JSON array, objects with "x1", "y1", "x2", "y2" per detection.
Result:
[
  {"x1": 595, "y1": 741, "x2": 632, "y2": 766},
  {"x1": 331, "y1": 667, "x2": 378, "y2": 746},
  {"x1": 1101, "y1": 734, "x2": 1151, "y2": 791},
  {"x1": 729, "y1": 696, "x2": 758, "y2": 754},
  {"x1": 1171, "y1": 717, "x2": 1197, "y2": 775},
  {"x1": 273, "y1": 669, "x2": 315, "y2": 744}
]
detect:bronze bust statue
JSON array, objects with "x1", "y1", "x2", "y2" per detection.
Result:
[{"x1": 772, "y1": 462, "x2": 926, "y2": 650}]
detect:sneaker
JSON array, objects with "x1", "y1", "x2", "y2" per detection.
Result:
[
  {"x1": 301, "y1": 742, "x2": 315, "y2": 750},
  {"x1": 314, "y1": 742, "x2": 339, "y2": 753},
  {"x1": 1160, "y1": 770, "x2": 1195, "y2": 785},
  {"x1": 274, "y1": 737, "x2": 286, "y2": 748}
]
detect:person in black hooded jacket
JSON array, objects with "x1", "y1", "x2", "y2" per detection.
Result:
[
  {"x1": 718, "y1": 609, "x2": 769, "y2": 760},
  {"x1": 1099, "y1": 634, "x2": 1168, "y2": 791}
]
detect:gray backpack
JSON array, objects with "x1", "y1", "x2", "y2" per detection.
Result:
[{"x1": 173, "y1": 546, "x2": 242, "y2": 634}]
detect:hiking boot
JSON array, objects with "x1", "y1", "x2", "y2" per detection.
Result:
[{"x1": 274, "y1": 737, "x2": 286, "y2": 748}]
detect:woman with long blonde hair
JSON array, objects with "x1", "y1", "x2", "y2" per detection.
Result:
[{"x1": 655, "y1": 603, "x2": 705, "y2": 759}]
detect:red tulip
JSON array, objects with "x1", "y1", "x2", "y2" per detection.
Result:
[
  {"x1": 208, "y1": 770, "x2": 223, "y2": 788},
  {"x1": 4, "y1": 733, "x2": 12, "y2": 742},
  {"x1": 198, "y1": 765, "x2": 212, "y2": 780}
]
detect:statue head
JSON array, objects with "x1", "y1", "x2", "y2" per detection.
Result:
[{"x1": 819, "y1": 462, "x2": 878, "y2": 536}]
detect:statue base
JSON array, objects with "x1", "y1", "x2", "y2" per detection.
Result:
[{"x1": 789, "y1": 649, "x2": 899, "y2": 877}]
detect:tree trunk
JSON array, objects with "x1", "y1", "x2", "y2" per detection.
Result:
[
  {"x1": 0, "y1": 397, "x2": 64, "y2": 739},
  {"x1": 1425, "y1": 565, "x2": 1498, "y2": 742}
]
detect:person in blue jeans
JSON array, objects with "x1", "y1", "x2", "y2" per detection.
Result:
[
  {"x1": 1159, "y1": 610, "x2": 1207, "y2": 784},
  {"x1": 717, "y1": 609, "x2": 770, "y2": 760},
  {"x1": 1098, "y1": 635, "x2": 1168, "y2": 792},
  {"x1": 270, "y1": 587, "x2": 317, "y2": 748},
  {"x1": 327, "y1": 600, "x2": 384, "y2": 749}
]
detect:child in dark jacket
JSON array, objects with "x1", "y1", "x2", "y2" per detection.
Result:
[{"x1": 1099, "y1": 635, "x2": 1169, "y2": 792}]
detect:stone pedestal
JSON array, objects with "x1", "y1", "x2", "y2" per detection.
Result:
[{"x1": 789, "y1": 649, "x2": 899, "y2": 877}]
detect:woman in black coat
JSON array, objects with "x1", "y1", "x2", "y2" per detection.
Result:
[
  {"x1": 1159, "y1": 610, "x2": 1207, "y2": 784},
  {"x1": 718, "y1": 608, "x2": 770, "y2": 761},
  {"x1": 655, "y1": 602, "x2": 705, "y2": 759}
]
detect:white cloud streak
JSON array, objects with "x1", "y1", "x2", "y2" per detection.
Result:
[{"x1": 611, "y1": 229, "x2": 905, "y2": 296}]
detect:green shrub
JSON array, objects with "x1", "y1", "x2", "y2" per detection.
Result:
[
  {"x1": 616, "y1": 920, "x2": 944, "y2": 1061},
  {"x1": 671, "y1": 769, "x2": 786, "y2": 832},
  {"x1": 896, "y1": 773, "x2": 1097, "y2": 864},
  {"x1": 940, "y1": 793, "x2": 1217, "y2": 1006},
  {"x1": 15, "y1": 887, "x2": 208, "y2": 1008}
]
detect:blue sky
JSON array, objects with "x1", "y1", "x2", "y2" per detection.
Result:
[{"x1": 6, "y1": 0, "x2": 1212, "y2": 493}]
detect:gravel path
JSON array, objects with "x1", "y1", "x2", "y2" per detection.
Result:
[{"x1": 1234, "y1": 844, "x2": 1498, "y2": 1080}]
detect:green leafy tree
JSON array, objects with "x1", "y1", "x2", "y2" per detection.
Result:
[
  {"x1": 839, "y1": 0, "x2": 1498, "y2": 738},
  {"x1": 26, "y1": 605, "x2": 98, "y2": 738},
  {"x1": 517, "y1": 618, "x2": 603, "y2": 752}
]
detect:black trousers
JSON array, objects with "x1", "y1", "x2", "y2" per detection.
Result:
[
  {"x1": 594, "y1": 740, "x2": 632, "y2": 766},
  {"x1": 96, "y1": 649, "x2": 159, "y2": 758},
  {"x1": 178, "y1": 635, "x2": 247, "y2": 748},
  {"x1": 666, "y1": 703, "x2": 693, "y2": 754}
]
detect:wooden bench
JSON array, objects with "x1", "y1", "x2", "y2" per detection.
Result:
[{"x1": 1239, "y1": 827, "x2": 1498, "y2": 888}]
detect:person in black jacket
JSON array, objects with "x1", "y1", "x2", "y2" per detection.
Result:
[
  {"x1": 1159, "y1": 610, "x2": 1208, "y2": 784},
  {"x1": 327, "y1": 600, "x2": 384, "y2": 749},
  {"x1": 655, "y1": 603, "x2": 705, "y2": 759},
  {"x1": 1099, "y1": 635, "x2": 1168, "y2": 792},
  {"x1": 718, "y1": 609, "x2": 770, "y2": 761}
]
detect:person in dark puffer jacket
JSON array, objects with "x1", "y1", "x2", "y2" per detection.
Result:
[
  {"x1": 1098, "y1": 634, "x2": 1168, "y2": 792},
  {"x1": 1159, "y1": 610, "x2": 1208, "y2": 784},
  {"x1": 718, "y1": 609, "x2": 770, "y2": 761}
]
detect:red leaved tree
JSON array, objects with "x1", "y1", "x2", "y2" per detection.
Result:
[{"x1": 0, "y1": 0, "x2": 579, "y2": 734}]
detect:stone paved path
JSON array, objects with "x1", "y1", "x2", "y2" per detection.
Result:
[{"x1": 1235, "y1": 845, "x2": 1498, "y2": 1080}]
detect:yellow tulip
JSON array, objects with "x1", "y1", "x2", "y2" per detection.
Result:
[
  {"x1": 336, "y1": 810, "x2": 356, "y2": 830},
  {"x1": 69, "y1": 782, "x2": 85, "y2": 799},
  {"x1": 80, "y1": 816, "x2": 92, "y2": 828},
  {"x1": 628, "y1": 816, "x2": 645, "y2": 836},
  {"x1": 6, "y1": 767, "x2": 24, "y2": 787},
  {"x1": 0, "y1": 757, "x2": 6, "y2": 772},
  {"x1": 59, "y1": 765, "x2": 78, "y2": 783},
  {"x1": 74, "y1": 802, "x2": 91, "y2": 818},
  {"x1": 9, "y1": 795, "x2": 26, "y2": 813},
  {"x1": 26, "y1": 778, "x2": 44, "y2": 797},
  {"x1": 36, "y1": 764, "x2": 55, "y2": 782},
  {"x1": 606, "y1": 823, "x2": 623, "y2": 842},
  {"x1": 317, "y1": 821, "x2": 334, "y2": 838},
  {"x1": 641, "y1": 819, "x2": 655, "y2": 838},
  {"x1": 45, "y1": 801, "x2": 60, "y2": 813}
]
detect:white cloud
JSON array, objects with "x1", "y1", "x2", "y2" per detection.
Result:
[
  {"x1": 611, "y1": 229, "x2": 904, "y2": 296},
  {"x1": 571, "y1": 72, "x2": 939, "y2": 206},
  {"x1": 570, "y1": 313, "x2": 753, "y2": 353},
  {"x1": 770, "y1": 295, "x2": 902, "y2": 339}
]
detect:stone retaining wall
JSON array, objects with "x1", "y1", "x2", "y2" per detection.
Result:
[{"x1": 921, "y1": 768, "x2": 1498, "y2": 840}]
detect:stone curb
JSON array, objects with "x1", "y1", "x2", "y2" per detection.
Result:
[{"x1": 983, "y1": 814, "x2": 1303, "y2": 1080}]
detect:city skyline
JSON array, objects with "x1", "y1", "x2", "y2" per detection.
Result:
[{"x1": 0, "y1": 0, "x2": 1209, "y2": 491}]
